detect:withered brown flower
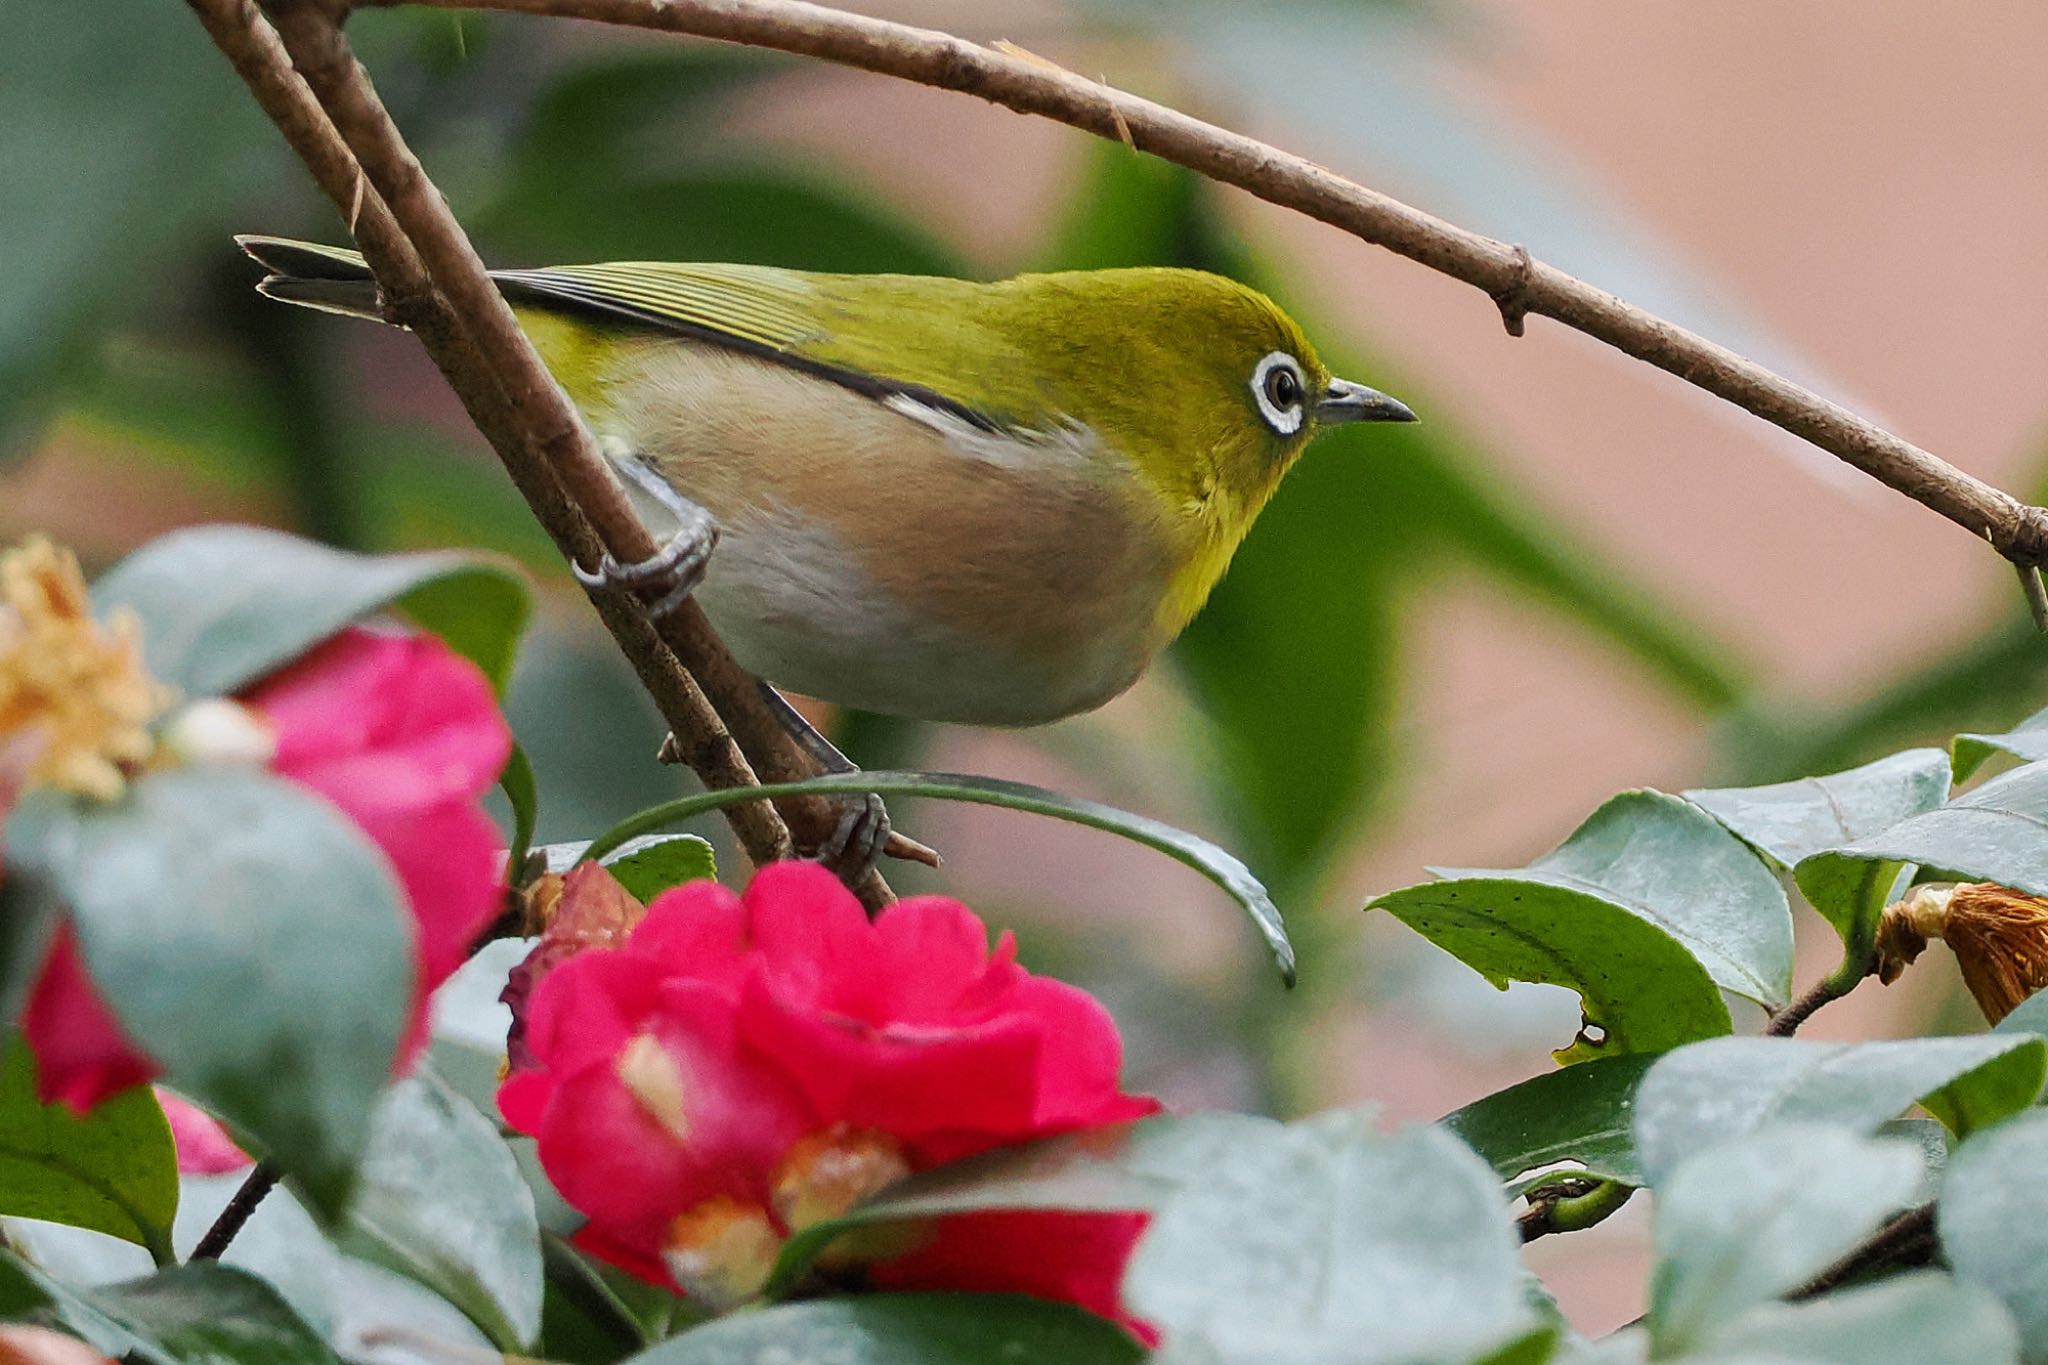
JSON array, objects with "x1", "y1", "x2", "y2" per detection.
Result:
[{"x1": 1876, "y1": 881, "x2": 2048, "y2": 1024}]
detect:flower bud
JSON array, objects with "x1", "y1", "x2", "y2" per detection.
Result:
[
  {"x1": 663, "y1": 1196, "x2": 783, "y2": 1310},
  {"x1": 1876, "y1": 882, "x2": 2048, "y2": 1024}
]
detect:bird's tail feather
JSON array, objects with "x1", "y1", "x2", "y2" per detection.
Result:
[{"x1": 237, "y1": 234, "x2": 388, "y2": 323}]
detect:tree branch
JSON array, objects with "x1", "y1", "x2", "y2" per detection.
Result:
[
  {"x1": 185, "y1": 0, "x2": 912, "y2": 906},
  {"x1": 391, "y1": 0, "x2": 2048, "y2": 588}
]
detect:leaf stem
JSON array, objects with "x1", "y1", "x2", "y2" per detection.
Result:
[
  {"x1": 1517, "y1": 1178, "x2": 1635, "y2": 1242},
  {"x1": 189, "y1": 1160, "x2": 281, "y2": 1262},
  {"x1": 1766, "y1": 948, "x2": 1876, "y2": 1036}
]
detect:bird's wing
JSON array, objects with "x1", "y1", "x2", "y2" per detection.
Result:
[{"x1": 493, "y1": 261, "x2": 1030, "y2": 433}]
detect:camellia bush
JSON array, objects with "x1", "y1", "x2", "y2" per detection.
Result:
[{"x1": 10, "y1": 523, "x2": 2048, "y2": 1365}]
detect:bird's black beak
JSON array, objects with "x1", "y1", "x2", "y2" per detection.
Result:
[{"x1": 1317, "y1": 377, "x2": 1418, "y2": 424}]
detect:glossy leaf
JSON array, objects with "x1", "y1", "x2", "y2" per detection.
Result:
[
  {"x1": 580, "y1": 770, "x2": 1294, "y2": 983},
  {"x1": 1438, "y1": 1052, "x2": 1658, "y2": 1195},
  {"x1": 601, "y1": 835, "x2": 718, "y2": 904},
  {"x1": 1954, "y1": 704, "x2": 2048, "y2": 783},
  {"x1": 1370, "y1": 789, "x2": 1797, "y2": 1058},
  {"x1": 92, "y1": 523, "x2": 529, "y2": 696},
  {"x1": 1797, "y1": 761, "x2": 2048, "y2": 951},
  {"x1": 768, "y1": 1114, "x2": 1264, "y2": 1294},
  {"x1": 1692, "y1": 1273, "x2": 2020, "y2": 1365},
  {"x1": 0, "y1": 873, "x2": 57, "y2": 1031},
  {"x1": 1940, "y1": 1110, "x2": 2048, "y2": 1362},
  {"x1": 1649, "y1": 1126, "x2": 1923, "y2": 1356},
  {"x1": 1633, "y1": 1036, "x2": 2048, "y2": 1184},
  {"x1": 501, "y1": 743, "x2": 540, "y2": 884},
  {"x1": 337, "y1": 1071, "x2": 543, "y2": 1350},
  {"x1": 0, "y1": 1037, "x2": 177, "y2": 1260},
  {"x1": 4, "y1": 767, "x2": 415, "y2": 1216},
  {"x1": 1124, "y1": 1113, "x2": 1548, "y2": 1364},
  {"x1": 1684, "y1": 748, "x2": 1952, "y2": 871},
  {"x1": 625, "y1": 1295, "x2": 1142, "y2": 1365},
  {"x1": 89, "y1": 1263, "x2": 337, "y2": 1365},
  {"x1": 0, "y1": 1249, "x2": 153, "y2": 1361}
]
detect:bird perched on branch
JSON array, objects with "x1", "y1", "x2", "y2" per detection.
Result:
[{"x1": 240, "y1": 237, "x2": 1414, "y2": 730}]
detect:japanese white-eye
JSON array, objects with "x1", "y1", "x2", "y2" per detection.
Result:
[{"x1": 240, "y1": 237, "x2": 1415, "y2": 727}]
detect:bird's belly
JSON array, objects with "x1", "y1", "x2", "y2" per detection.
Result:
[{"x1": 693, "y1": 508, "x2": 1157, "y2": 726}]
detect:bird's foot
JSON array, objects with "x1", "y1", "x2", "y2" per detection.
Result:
[
  {"x1": 807, "y1": 792, "x2": 892, "y2": 890},
  {"x1": 573, "y1": 508, "x2": 717, "y2": 621}
]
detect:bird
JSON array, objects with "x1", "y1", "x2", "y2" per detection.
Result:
[{"x1": 239, "y1": 237, "x2": 1415, "y2": 731}]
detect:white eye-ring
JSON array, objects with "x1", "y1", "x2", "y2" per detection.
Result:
[{"x1": 1250, "y1": 351, "x2": 1306, "y2": 435}]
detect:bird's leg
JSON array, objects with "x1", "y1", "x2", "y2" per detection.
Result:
[
  {"x1": 573, "y1": 455, "x2": 718, "y2": 620},
  {"x1": 754, "y1": 680, "x2": 892, "y2": 890}
]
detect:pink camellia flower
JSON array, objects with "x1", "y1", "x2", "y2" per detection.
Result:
[
  {"x1": 21, "y1": 626, "x2": 511, "y2": 1111},
  {"x1": 501, "y1": 862, "x2": 1160, "y2": 1334}
]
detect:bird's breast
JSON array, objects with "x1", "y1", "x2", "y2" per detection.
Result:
[{"x1": 599, "y1": 341, "x2": 1181, "y2": 724}]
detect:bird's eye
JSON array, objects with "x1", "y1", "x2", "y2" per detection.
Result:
[{"x1": 1250, "y1": 351, "x2": 1307, "y2": 435}]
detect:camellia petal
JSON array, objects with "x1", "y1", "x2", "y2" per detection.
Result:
[
  {"x1": 20, "y1": 928, "x2": 153, "y2": 1111},
  {"x1": 502, "y1": 861, "x2": 1158, "y2": 1331}
]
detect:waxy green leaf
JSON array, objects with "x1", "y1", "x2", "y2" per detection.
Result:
[
  {"x1": 338, "y1": 1071, "x2": 543, "y2": 1351},
  {"x1": 4, "y1": 766, "x2": 415, "y2": 1215},
  {"x1": 1797, "y1": 761, "x2": 2048, "y2": 952},
  {"x1": 1955, "y1": 704, "x2": 2048, "y2": 782},
  {"x1": 601, "y1": 834, "x2": 718, "y2": 903},
  {"x1": 1439, "y1": 1052, "x2": 1658, "y2": 1195},
  {"x1": 1124, "y1": 1113, "x2": 1549, "y2": 1364},
  {"x1": 1684, "y1": 748, "x2": 1952, "y2": 871},
  {"x1": 1633, "y1": 1036, "x2": 2047, "y2": 1184},
  {"x1": 1371, "y1": 791, "x2": 1796, "y2": 1059},
  {"x1": 87, "y1": 1263, "x2": 338, "y2": 1365},
  {"x1": 1648, "y1": 1126, "x2": 1924, "y2": 1356},
  {"x1": 93, "y1": 523, "x2": 529, "y2": 696},
  {"x1": 1940, "y1": 1110, "x2": 2048, "y2": 1362},
  {"x1": 0, "y1": 1037, "x2": 177, "y2": 1261},
  {"x1": 624, "y1": 1294, "x2": 1142, "y2": 1365}
]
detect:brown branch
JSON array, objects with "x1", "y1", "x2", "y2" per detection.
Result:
[
  {"x1": 1789, "y1": 1203, "x2": 1939, "y2": 1300},
  {"x1": 391, "y1": 0, "x2": 2048, "y2": 582},
  {"x1": 186, "y1": 0, "x2": 910, "y2": 906}
]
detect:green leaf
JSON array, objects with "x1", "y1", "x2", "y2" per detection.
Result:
[
  {"x1": 1632, "y1": 1036, "x2": 2048, "y2": 1184},
  {"x1": 1124, "y1": 1113, "x2": 1548, "y2": 1364},
  {"x1": 1370, "y1": 789, "x2": 1796, "y2": 1058},
  {"x1": 89, "y1": 1262, "x2": 339, "y2": 1365},
  {"x1": 1648, "y1": 1126, "x2": 1923, "y2": 1356},
  {"x1": 623, "y1": 1295, "x2": 1142, "y2": 1365},
  {"x1": 1684, "y1": 748, "x2": 1953, "y2": 871},
  {"x1": 1939, "y1": 1110, "x2": 2048, "y2": 1362},
  {"x1": 1797, "y1": 761, "x2": 2048, "y2": 952},
  {"x1": 602, "y1": 835, "x2": 718, "y2": 904},
  {"x1": 580, "y1": 770, "x2": 1294, "y2": 983},
  {"x1": 1697, "y1": 1272, "x2": 2019, "y2": 1365},
  {"x1": 93, "y1": 523, "x2": 530, "y2": 696},
  {"x1": 1995, "y1": 988, "x2": 2048, "y2": 1041},
  {"x1": 1955, "y1": 704, "x2": 2048, "y2": 783},
  {"x1": 501, "y1": 742, "x2": 540, "y2": 884},
  {"x1": 336, "y1": 1070, "x2": 543, "y2": 1351},
  {"x1": 0, "y1": 1036, "x2": 177, "y2": 1261},
  {"x1": 4, "y1": 766, "x2": 415, "y2": 1216},
  {"x1": 767, "y1": 1114, "x2": 1264, "y2": 1294},
  {"x1": 1438, "y1": 1053, "x2": 1658, "y2": 1195},
  {"x1": 0, "y1": 1247, "x2": 156, "y2": 1361}
]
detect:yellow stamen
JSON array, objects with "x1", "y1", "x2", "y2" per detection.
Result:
[
  {"x1": 772, "y1": 1123, "x2": 912, "y2": 1234},
  {"x1": 663, "y1": 1196, "x2": 782, "y2": 1310},
  {"x1": 615, "y1": 1033, "x2": 691, "y2": 1144}
]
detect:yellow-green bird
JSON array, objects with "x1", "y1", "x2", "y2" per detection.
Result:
[{"x1": 239, "y1": 237, "x2": 1414, "y2": 728}]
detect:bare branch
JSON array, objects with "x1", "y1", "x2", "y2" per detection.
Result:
[
  {"x1": 186, "y1": 0, "x2": 911, "y2": 906},
  {"x1": 393, "y1": 0, "x2": 2048, "y2": 581}
]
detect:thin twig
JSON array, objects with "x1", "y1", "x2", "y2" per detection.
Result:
[
  {"x1": 386, "y1": 0, "x2": 2048, "y2": 592},
  {"x1": 1789, "y1": 1204, "x2": 1939, "y2": 1300},
  {"x1": 189, "y1": 1160, "x2": 282, "y2": 1261}
]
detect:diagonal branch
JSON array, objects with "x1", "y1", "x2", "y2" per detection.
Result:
[
  {"x1": 391, "y1": 0, "x2": 2048, "y2": 596},
  {"x1": 186, "y1": 0, "x2": 909, "y2": 906}
]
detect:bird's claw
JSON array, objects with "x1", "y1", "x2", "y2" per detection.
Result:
[
  {"x1": 573, "y1": 517, "x2": 717, "y2": 622},
  {"x1": 807, "y1": 793, "x2": 891, "y2": 890}
]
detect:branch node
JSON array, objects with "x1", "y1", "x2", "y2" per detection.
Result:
[{"x1": 1489, "y1": 243, "x2": 1535, "y2": 337}]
